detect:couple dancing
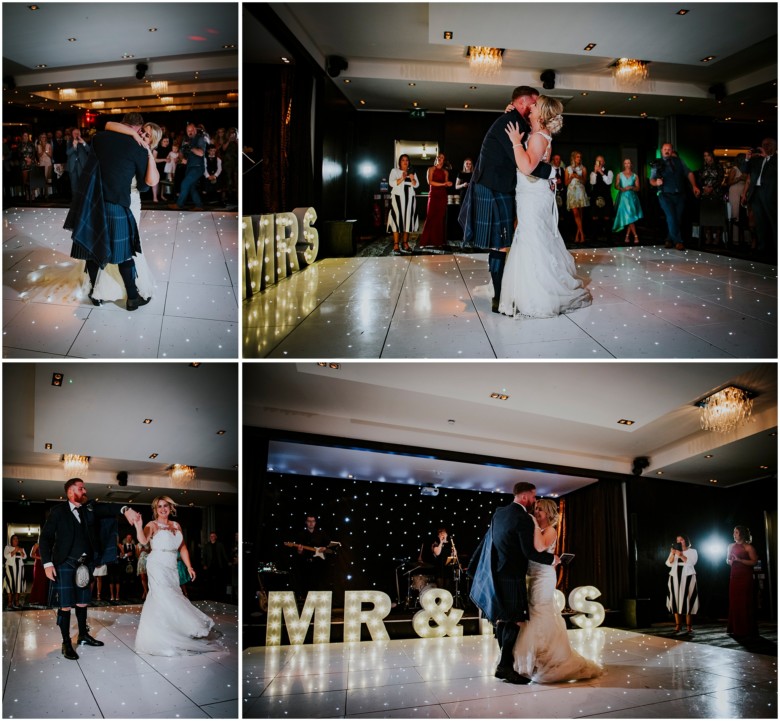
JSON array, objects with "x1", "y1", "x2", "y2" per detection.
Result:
[
  {"x1": 40, "y1": 478, "x2": 217, "y2": 660},
  {"x1": 65, "y1": 113, "x2": 160, "y2": 310},
  {"x1": 471, "y1": 482, "x2": 601, "y2": 684},
  {"x1": 462, "y1": 87, "x2": 591, "y2": 318}
]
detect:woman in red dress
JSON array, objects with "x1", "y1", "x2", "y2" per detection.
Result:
[
  {"x1": 418, "y1": 153, "x2": 452, "y2": 250},
  {"x1": 727, "y1": 525, "x2": 759, "y2": 638},
  {"x1": 27, "y1": 541, "x2": 49, "y2": 607}
]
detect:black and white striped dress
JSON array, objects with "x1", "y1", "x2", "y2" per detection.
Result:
[
  {"x1": 4, "y1": 546, "x2": 27, "y2": 596},
  {"x1": 387, "y1": 168, "x2": 419, "y2": 234},
  {"x1": 666, "y1": 548, "x2": 699, "y2": 615}
]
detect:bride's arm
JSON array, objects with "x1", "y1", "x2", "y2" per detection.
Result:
[
  {"x1": 533, "y1": 525, "x2": 556, "y2": 552},
  {"x1": 105, "y1": 121, "x2": 146, "y2": 148},
  {"x1": 135, "y1": 520, "x2": 154, "y2": 546},
  {"x1": 504, "y1": 122, "x2": 544, "y2": 175},
  {"x1": 178, "y1": 540, "x2": 197, "y2": 581},
  {"x1": 144, "y1": 149, "x2": 160, "y2": 186}
]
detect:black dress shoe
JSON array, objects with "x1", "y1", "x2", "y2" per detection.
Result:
[
  {"x1": 62, "y1": 641, "x2": 79, "y2": 660},
  {"x1": 77, "y1": 633, "x2": 104, "y2": 647},
  {"x1": 88, "y1": 292, "x2": 102, "y2": 306},
  {"x1": 495, "y1": 667, "x2": 531, "y2": 684},
  {"x1": 492, "y1": 298, "x2": 500, "y2": 313},
  {"x1": 126, "y1": 296, "x2": 151, "y2": 311}
]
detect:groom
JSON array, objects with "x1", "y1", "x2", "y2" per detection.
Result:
[
  {"x1": 460, "y1": 86, "x2": 554, "y2": 312},
  {"x1": 470, "y1": 481, "x2": 558, "y2": 684},
  {"x1": 39, "y1": 478, "x2": 141, "y2": 659}
]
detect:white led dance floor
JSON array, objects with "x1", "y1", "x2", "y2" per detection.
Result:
[
  {"x1": 243, "y1": 628, "x2": 777, "y2": 718},
  {"x1": 2, "y1": 603, "x2": 238, "y2": 718},
  {"x1": 3, "y1": 208, "x2": 238, "y2": 358},
  {"x1": 244, "y1": 249, "x2": 777, "y2": 359}
]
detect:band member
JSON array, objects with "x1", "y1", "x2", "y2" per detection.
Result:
[
  {"x1": 428, "y1": 527, "x2": 456, "y2": 593},
  {"x1": 293, "y1": 515, "x2": 331, "y2": 599}
]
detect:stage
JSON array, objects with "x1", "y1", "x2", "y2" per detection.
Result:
[
  {"x1": 243, "y1": 246, "x2": 777, "y2": 359},
  {"x1": 243, "y1": 627, "x2": 776, "y2": 718},
  {"x1": 2, "y1": 602, "x2": 239, "y2": 718},
  {"x1": 3, "y1": 207, "x2": 238, "y2": 359}
]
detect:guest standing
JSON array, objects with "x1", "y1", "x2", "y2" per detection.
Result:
[
  {"x1": 4, "y1": 535, "x2": 27, "y2": 609},
  {"x1": 137, "y1": 540, "x2": 151, "y2": 600},
  {"x1": 727, "y1": 525, "x2": 759, "y2": 638},
  {"x1": 418, "y1": 152, "x2": 452, "y2": 250},
  {"x1": 36, "y1": 132, "x2": 53, "y2": 196},
  {"x1": 665, "y1": 534, "x2": 699, "y2": 634},
  {"x1": 741, "y1": 138, "x2": 777, "y2": 261},
  {"x1": 650, "y1": 143, "x2": 700, "y2": 250},
  {"x1": 697, "y1": 150, "x2": 725, "y2": 246},
  {"x1": 455, "y1": 158, "x2": 473, "y2": 201},
  {"x1": 726, "y1": 154, "x2": 748, "y2": 247},
  {"x1": 66, "y1": 128, "x2": 90, "y2": 198},
  {"x1": 387, "y1": 154, "x2": 419, "y2": 254},
  {"x1": 613, "y1": 159, "x2": 643, "y2": 244},
  {"x1": 588, "y1": 155, "x2": 614, "y2": 243},
  {"x1": 27, "y1": 540, "x2": 49, "y2": 607},
  {"x1": 566, "y1": 151, "x2": 589, "y2": 244}
]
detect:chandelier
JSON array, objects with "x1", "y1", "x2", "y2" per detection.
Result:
[
  {"x1": 612, "y1": 58, "x2": 649, "y2": 87},
  {"x1": 62, "y1": 454, "x2": 89, "y2": 477},
  {"x1": 58, "y1": 88, "x2": 77, "y2": 100},
  {"x1": 169, "y1": 464, "x2": 196, "y2": 484},
  {"x1": 697, "y1": 386, "x2": 754, "y2": 433},
  {"x1": 467, "y1": 46, "x2": 504, "y2": 76},
  {"x1": 150, "y1": 80, "x2": 168, "y2": 94}
]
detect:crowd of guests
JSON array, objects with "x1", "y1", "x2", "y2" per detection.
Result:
[
  {"x1": 3, "y1": 122, "x2": 239, "y2": 209},
  {"x1": 386, "y1": 137, "x2": 776, "y2": 261},
  {"x1": 5, "y1": 528, "x2": 239, "y2": 609}
]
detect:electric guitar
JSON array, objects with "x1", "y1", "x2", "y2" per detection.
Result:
[{"x1": 284, "y1": 541, "x2": 334, "y2": 561}]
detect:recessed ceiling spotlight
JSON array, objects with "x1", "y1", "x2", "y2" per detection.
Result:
[
  {"x1": 617, "y1": 419, "x2": 635, "y2": 425},
  {"x1": 709, "y1": 479, "x2": 718, "y2": 484},
  {"x1": 45, "y1": 443, "x2": 53, "y2": 450},
  {"x1": 280, "y1": 57, "x2": 291, "y2": 64},
  {"x1": 122, "y1": 54, "x2": 135, "y2": 59},
  {"x1": 464, "y1": 104, "x2": 469, "y2": 109},
  {"x1": 343, "y1": 79, "x2": 351, "y2": 84},
  {"x1": 143, "y1": 418, "x2": 153, "y2": 424},
  {"x1": 222, "y1": 44, "x2": 236, "y2": 49},
  {"x1": 28, "y1": 5, "x2": 39, "y2": 9},
  {"x1": 35, "y1": 64, "x2": 47, "y2": 68},
  {"x1": 580, "y1": 92, "x2": 589, "y2": 96},
  {"x1": 489, "y1": 392, "x2": 510, "y2": 401},
  {"x1": 656, "y1": 471, "x2": 664, "y2": 475},
  {"x1": 599, "y1": 110, "x2": 606, "y2": 115},
  {"x1": 413, "y1": 101, "x2": 418, "y2": 107},
  {"x1": 759, "y1": 465, "x2": 769, "y2": 470},
  {"x1": 704, "y1": 454, "x2": 713, "y2": 458},
  {"x1": 408, "y1": 82, "x2": 416, "y2": 87},
  {"x1": 149, "y1": 27, "x2": 157, "y2": 32},
  {"x1": 443, "y1": 31, "x2": 453, "y2": 40},
  {"x1": 676, "y1": 9, "x2": 690, "y2": 15},
  {"x1": 67, "y1": 38, "x2": 77, "y2": 42},
  {"x1": 469, "y1": 86, "x2": 478, "y2": 90},
  {"x1": 149, "y1": 453, "x2": 158, "y2": 459},
  {"x1": 359, "y1": 99, "x2": 366, "y2": 105},
  {"x1": 51, "y1": 372, "x2": 64, "y2": 386},
  {"x1": 700, "y1": 56, "x2": 716, "y2": 63},
  {"x1": 584, "y1": 43, "x2": 597, "y2": 52},
  {"x1": 216, "y1": 430, "x2": 226, "y2": 435}
]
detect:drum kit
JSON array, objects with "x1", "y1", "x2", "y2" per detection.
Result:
[{"x1": 394, "y1": 542, "x2": 470, "y2": 611}]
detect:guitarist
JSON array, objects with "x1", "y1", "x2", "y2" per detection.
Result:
[{"x1": 294, "y1": 515, "x2": 331, "y2": 599}]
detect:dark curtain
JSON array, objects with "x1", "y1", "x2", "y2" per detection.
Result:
[
  {"x1": 259, "y1": 65, "x2": 314, "y2": 213},
  {"x1": 557, "y1": 479, "x2": 629, "y2": 611}
]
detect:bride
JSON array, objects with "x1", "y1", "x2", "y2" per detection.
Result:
[
  {"x1": 498, "y1": 96, "x2": 592, "y2": 318},
  {"x1": 514, "y1": 498, "x2": 602, "y2": 682},
  {"x1": 133, "y1": 496, "x2": 218, "y2": 655}
]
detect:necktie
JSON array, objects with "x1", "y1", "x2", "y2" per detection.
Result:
[
  {"x1": 75, "y1": 505, "x2": 84, "y2": 523},
  {"x1": 757, "y1": 157, "x2": 768, "y2": 186}
]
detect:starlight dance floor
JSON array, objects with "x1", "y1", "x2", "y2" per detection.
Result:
[
  {"x1": 3, "y1": 207, "x2": 238, "y2": 359},
  {"x1": 243, "y1": 248, "x2": 777, "y2": 359},
  {"x1": 2, "y1": 603, "x2": 238, "y2": 718},
  {"x1": 243, "y1": 628, "x2": 777, "y2": 718}
]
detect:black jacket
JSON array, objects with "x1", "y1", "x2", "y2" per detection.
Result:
[
  {"x1": 90, "y1": 131, "x2": 149, "y2": 207},
  {"x1": 472, "y1": 108, "x2": 553, "y2": 193},
  {"x1": 491, "y1": 501, "x2": 554, "y2": 577},
  {"x1": 39, "y1": 502, "x2": 122, "y2": 567}
]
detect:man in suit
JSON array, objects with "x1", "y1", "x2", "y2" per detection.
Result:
[
  {"x1": 649, "y1": 143, "x2": 700, "y2": 250},
  {"x1": 460, "y1": 86, "x2": 554, "y2": 312},
  {"x1": 471, "y1": 481, "x2": 558, "y2": 684},
  {"x1": 65, "y1": 127, "x2": 90, "y2": 198},
  {"x1": 39, "y1": 478, "x2": 141, "y2": 660},
  {"x1": 742, "y1": 138, "x2": 777, "y2": 262},
  {"x1": 202, "y1": 531, "x2": 231, "y2": 601}
]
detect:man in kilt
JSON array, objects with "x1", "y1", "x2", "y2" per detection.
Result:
[
  {"x1": 39, "y1": 478, "x2": 141, "y2": 660},
  {"x1": 459, "y1": 87, "x2": 554, "y2": 312},
  {"x1": 470, "y1": 481, "x2": 558, "y2": 684}
]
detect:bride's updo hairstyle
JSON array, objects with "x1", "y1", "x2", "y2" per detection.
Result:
[
  {"x1": 536, "y1": 498, "x2": 560, "y2": 528},
  {"x1": 151, "y1": 495, "x2": 177, "y2": 519},
  {"x1": 537, "y1": 95, "x2": 564, "y2": 136}
]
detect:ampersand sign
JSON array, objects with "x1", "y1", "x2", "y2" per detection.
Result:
[{"x1": 412, "y1": 588, "x2": 464, "y2": 638}]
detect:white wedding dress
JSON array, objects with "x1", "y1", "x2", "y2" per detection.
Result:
[
  {"x1": 498, "y1": 132, "x2": 592, "y2": 319},
  {"x1": 91, "y1": 178, "x2": 154, "y2": 302},
  {"x1": 513, "y1": 542, "x2": 602, "y2": 683},
  {"x1": 135, "y1": 523, "x2": 217, "y2": 656}
]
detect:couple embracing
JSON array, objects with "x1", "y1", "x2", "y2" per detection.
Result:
[
  {"x1": 461, "y1": 86, "x2": 591, "y2": 318},
  {"x1": 470, "y1": 481, "x2": 602, "y2": 684}
]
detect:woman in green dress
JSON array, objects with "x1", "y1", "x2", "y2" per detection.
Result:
[{"x1": 613, "y1": 158, "x2": 643, "y2": 244}]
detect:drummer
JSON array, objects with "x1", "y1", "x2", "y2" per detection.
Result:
[{"x1": 429, "y1": 527, "x2": 456, "y2": 593}]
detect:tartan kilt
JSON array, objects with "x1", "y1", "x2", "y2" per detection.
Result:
[
  {"x1": 494, "y1": 573, "x2": 529, "y2": 623},
  {"x1": 472, "y1": 182, "x2": 515, "y2": 250},
  {"x1": 71, "y1": 201, "x2": 141, "y2": 265}
]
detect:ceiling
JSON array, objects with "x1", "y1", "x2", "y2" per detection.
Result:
[
  {"x1": 248, "y1": 2, "x2": 777, "y2": 122},
  {"x1": 2, "y1": 3, "x2": 238, "y2": 115},
  {"x1": 245, "y1": 362, "x2": 777, "y2": 496},
  {"x1": 3, "y1": 363, "x2": 238, "y2": 508}
]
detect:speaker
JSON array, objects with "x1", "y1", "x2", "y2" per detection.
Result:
[
  {"x1": 117, "y1": 471, "x2": 128, "y2": 487},
  {"x1": 540, "y1": 69, "x2": 556, "y2": 90},
  {"x1": 708, "y1": 83, "x2": 726, "y2": 101},
  {"x1": 631, "y1": 457, "x2": 650, "y2": 476},
  {"x1": 326, "y1": 55, "x2": 348, "y2": 78},
  {"x1": 135, "y1": 63, "x2": 148, "y2": 81}
]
